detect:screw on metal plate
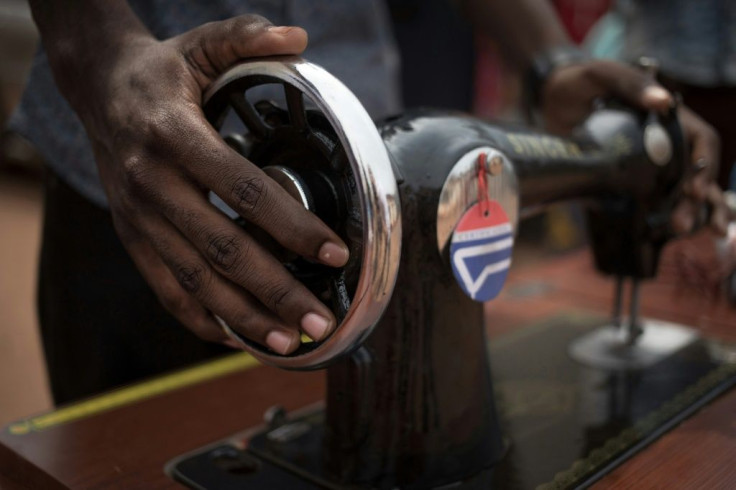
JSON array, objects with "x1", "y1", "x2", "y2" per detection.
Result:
[
  {"x1": 266, "y1": 421, "x2": 313, "y2": 444},
  {"x1": 487, "y1": 155, "x2": 504, "y2": 176},
  {"x1": 263, "y1": 405, "x2": 287, "y2": 430},
  {"x1": 263, "y1": 405, "x2": 313, "y2": 443}
]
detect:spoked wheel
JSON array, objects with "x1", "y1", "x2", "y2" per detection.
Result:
[{"x1": 202, "y1": 56, "x2": 401, "y2": 369}]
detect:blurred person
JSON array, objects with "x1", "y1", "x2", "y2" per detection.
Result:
[
  {"x1": 9, "y1": 0, "x2": 727, "y2": 404},
  {"x1": 589, "y1": 0, "x2": 736, "y2": 190},
  {"x1": 587, "y1": 0, "x2": 736, "y2": 299},
  {"x1": 623, "y1": 0, "x2": 736, "y2": 189}
]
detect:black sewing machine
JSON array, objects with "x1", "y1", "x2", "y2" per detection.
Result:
[{"x1": 166, "y1": 57, "x2": 730, "y2": 490}]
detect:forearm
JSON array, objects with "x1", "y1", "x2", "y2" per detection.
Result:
[
  {"x1": 457, "y1": 0, "x2": 571, "y2": 69},
  {"x1": 29, "y1": 1, "x2": 152, "y2": 102}
]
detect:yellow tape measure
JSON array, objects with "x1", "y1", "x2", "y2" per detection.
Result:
[{"x1": 6, "y1": 351, "x2": 260, "y2": 436}]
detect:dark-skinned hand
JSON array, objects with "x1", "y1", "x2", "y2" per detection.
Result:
[
  {"x1": 55, "y1": 15, "x2": 348, "y2": 355},
  {"x1": 542, "y1": 59, "x2": 729, "y2": 237}
]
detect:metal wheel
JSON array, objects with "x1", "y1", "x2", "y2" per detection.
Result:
[{"x1": 202, "y1": 56, "x2": 401, "y2": 369}]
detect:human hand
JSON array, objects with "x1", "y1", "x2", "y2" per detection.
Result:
[
  {"x1": 669, "y1": 106, "x2": 730, "y2": 236},
  {"x1": 57, "y1": 15, "x2": 349, "y2": 354},
  {"x1": 542, "y1": 59, "x2": 729, "y2": 236},
  {"x1": 669, "y1": 224, "x2": 736, "y2": 301},
  {"x1": 541, "y1": 59, "x2": 672, "y2": 134}
]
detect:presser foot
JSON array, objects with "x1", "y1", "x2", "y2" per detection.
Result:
[{"x1": 568, "y1": 318, "x2": 700, "y2": 370}]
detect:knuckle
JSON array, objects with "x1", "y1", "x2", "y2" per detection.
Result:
[
  {"x1": 114, "y1": 180, "x2": 152, "y2": 220},
  {"x1": 175, "y1": 208, "x2": 198, "y2": 232},
  {"x1": 262, "y1": 282, "x2": 293, "y2": 311},
  {"x1": 190, "y1": 15, "x2": 272, "y2": 74},
  {"x1": 182, "y1": 43, "x2": 212, "y2": 76},
  {"x1": 115, "y1": 190, "x2": 139, "y2": 217},
  {"x1": 206, "y1": 233, "x2": 245, "y2": 272},
  {"x1": 121, "y1": 154, "x2": 149, "y2": 192},
  {"x1": 138, "y1": 108, "x2": 192, "y2": 158},
  {"x1": 160, "y1": 289, "x2": 193, "y2": 316},
  {"x1": 230, "y1": 175, "x2": 267, "y2": 215},
  {"x1": 233, "y1": 14, "x2": 271, "y2": 33},
  {"x1": 175, "y1": 262, "x2": 208, "y2": 295}
]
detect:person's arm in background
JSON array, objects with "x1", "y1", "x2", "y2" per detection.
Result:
[
  {"x1": 28, "y1": 1, "x2": 349, "y2": 354},
  {"x1": 457, "y1": 0, "x2": 731, "y2": 235}
]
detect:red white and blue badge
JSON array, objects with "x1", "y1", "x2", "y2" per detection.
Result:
[{"x1": 450, "y1": 155, "x2": 514, "y2": 301}]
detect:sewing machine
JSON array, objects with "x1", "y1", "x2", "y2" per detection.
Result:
[
  {"x1": 2, "y1": 57, "x2": 735, "y2": 490},
  {"x1": 164, "y1": 57, "x2": 727, "y2": 489}
]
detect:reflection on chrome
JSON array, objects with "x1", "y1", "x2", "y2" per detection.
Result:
[
  {"x1": 437, "y1": 147, "x2": 520, "y2": 254},
  {"x1": 203, "y1": 57, "x2": 401, "y2": 369}
]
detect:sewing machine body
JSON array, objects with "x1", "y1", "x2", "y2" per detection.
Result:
[{"x1": 169, "y1": 62, "x2": 697, "y2": 487}]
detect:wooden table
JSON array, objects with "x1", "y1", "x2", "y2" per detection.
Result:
[{"x1": 2, "y1": 244, "x2": 735, "y2": 489}]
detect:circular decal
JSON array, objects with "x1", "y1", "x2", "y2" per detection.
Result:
[{"x1": 450, "y1": 200, "x2": 513, "y2": 301}]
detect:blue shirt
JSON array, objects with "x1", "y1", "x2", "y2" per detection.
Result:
[
  {"x1": 9, "y1": 0, "x2": 402, "y2": 207},
  {"x1": 621, "y1": 0, "x2": 736, "y2": 87}
]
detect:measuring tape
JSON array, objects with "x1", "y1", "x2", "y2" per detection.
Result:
[{"x1": 6, "y1": 352, "x2": 260, "y2": 436}]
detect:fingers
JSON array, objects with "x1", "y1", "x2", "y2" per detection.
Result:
[
  {"x1": 542, "y1": 64, "x2": 605, "y2": 134},
  {"x1": 673, "y1": 106, "x2": 728, "y2": 236},
  {"x1": 584, "y1": 60, "x2": 673, "y2": 113},
  {"x1": 91, "y1": 14, "x2": 332, "y2": 355},
  {"x1": 679, "y1": 106, "x2": 721, "y2": 201},
  {"x1": 113, "y1": 217, "x2": 228, "y2": 344},
  {"x1": 706, "y1": 183, "x2": 730, "y2": 236},
  {"x1": 111, "y1": 96, "x2": 349, "y2": 271},
  {"x1": 552, "y1": 63, "x2": 727, "y2": 239},
  {"x1": 164, "y1": 113, "x2": 349, "y2": 268},
  {"x1": 670, "y1": 199, "x2": 697, "y2": 236},
  {"x1": 214, "y1": 161, "x2": 349, "y2": 267},
  {"x1": 121, "y1": 210, "x2": 308, "y2": 354},
  {"x1": 165, "y1": 13, "x2": 347, "y2": 271},
  {"x1": 147, "y1": 173, "x2": 339, "y2": 342},
  {"x1": 543, "y1": 60, "x2": 674, "y2": 134},
  {"x1": 172, "y1": 14, "x2": 308, "y2": 88},
  {"x1": 669, "y1": 184, "x2": 729, "y2": 238}
]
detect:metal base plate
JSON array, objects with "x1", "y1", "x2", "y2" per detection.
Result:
[
  {"x1": 568, "y1": 319, "x2": 700, "y2": 370},
  {"x1": 167, "y1": 405, "x2": 495, "y2": 489},
  {"x1": 168, "y1": 313, "x2": 736, "y2": 490}
]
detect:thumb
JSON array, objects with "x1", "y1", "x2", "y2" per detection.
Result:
[
  {"x1": 587, "y1": 60, "x2": 673, "y2": 114},
  {"x1": 172, "y1": 14, "x2": 308, "y2": 87}
]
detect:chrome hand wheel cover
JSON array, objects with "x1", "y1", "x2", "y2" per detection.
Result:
[{"x1": 203, "y1": 56, "x2": 401, "y2": 369}]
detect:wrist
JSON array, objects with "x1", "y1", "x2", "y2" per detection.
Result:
[
  {"x1": 44, "y1": 29, "x2": 152, "y2": 82},
  {"x1": 31, "y1": 1, "x2": 152, "y2": 101},
  {"x1": 525, "y1": 44, "x2": 588, "y2": 112}
]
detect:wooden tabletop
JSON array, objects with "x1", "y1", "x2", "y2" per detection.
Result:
[{"x1": 2, "y1": 241, "x2": 735, "y2": 489}]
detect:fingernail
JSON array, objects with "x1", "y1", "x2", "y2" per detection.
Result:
[
  {"x1": 318, "y1": 241, "x2": 349, "y2": 267},
  {"x1": 267, "y1": 26, "x2": 295, "y2": 35},
  {"x1": 644, "y1": 86, "x2": 672, "y2": 103},
  {"x1": 301, "y1": 312, "x2": 333, "y2": 341},
  {"x1": 265, "y1": 330, "x2": 298, "y2": 354}
]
